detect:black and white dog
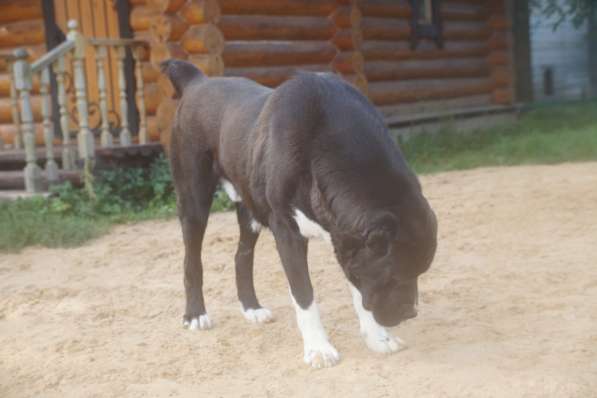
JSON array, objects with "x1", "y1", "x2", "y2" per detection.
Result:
[{"x1": 162, "y1": 60, "x2": 437, "y2": 368}]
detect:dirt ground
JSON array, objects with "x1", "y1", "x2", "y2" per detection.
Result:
[{"x1": 1, "y1": 163, "x2": 597, "y2": 398}]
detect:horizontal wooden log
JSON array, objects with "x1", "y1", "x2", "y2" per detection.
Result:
[
  {"x1": 488, "y1": 14, "x2": 510, "y2": 30},
  {"x1": 330, "y1": 5, "x2": 361, "y2": 29},
  {"x1": 332, "y1": 51, "x2": 364, "y2": 74},
  {"x1": 0, "y1": 73, "x2": 41, "y2": 96},
  {"x1": 443, "y1": 21, "x2": 491, "y2": 41},
  {"x1": 361, "y1": 17, "x2": 410, "y2": 40},
  {"x1": 156, "y1": 97, "x2": 177, "y2": 150},
  {"x1": 144, "y1": 82, "x2": 161, "y2": 115},
  {"x1": 332, "y1": 28, "x2": 362, "y2": 51},
  {"x1": 181, "y1": 24, "x2": 224, "y2": 54},
  {"x1": 442, "y1": 3, "x2": 487, "y2": 21},
  {"x1": 341, "y1": 72, "x2": 368, "y2": 94},
  {"x1": 224, "y1": 64, "x2": 330, "y2": 87},
  {"x1": 147, "y1": 0, "x2": 186, "y2": 13},
  {"x1": 0, "y1": 20, "x2": 45, "y2": 48},
  {"x1": 223, "y1": 40, "x2": 336, "y2": 67},
  {"x1": 141, "y1": 62, "x2": 160, "y2": 83},
  {"x1": 0, "y1": 0, "x2": 43, "y2": 24},
  {"x1": 368, "y1": 78, "x2": 493, "y2": 106},
  {"x1": 488, "y1": 32, "x2": 508, "y2": 51},
  {"x1": 151, "y1": 13, "x2": 189, "y2": 41},
  {"x1": 0, "y1": 45, "x2": 45, "y2": 72},
  {"x1": 219, "y1": 15, "x2": 334, "y2": 41},
  {"x1": 365, "y1": 58, "x2": 490, "y2": 82},
  {"x1": 180, "y1": 0, "x2": 221, "y2": 24},
  {"x1": 150, "y1": 41, "x2": 188, "y2": 68},
  {"x1": 359, "y1": 1, "x2": 410, "y2": 18},
  {"x1": 362, "y1": 40, "x2": 489, "y2": 61},
  {"x1": 0, "y1": 96, "x2": 42, "y2": 123},
  {"x1": 487, "y1": 51, "x2": 509, "y2": 66},
  {"x1": 491, "y1": 66, "x2": 511, "y2": 87},
  {"x1": 157, "y1": 73, "x2": 176, "y2": 99},
  {"x1": 188, "y1": 54, "x2": 224, "y2": 76},
  {"x1": 130, "y1": 6, "x2": 159, "y2": 32},
  {"x1": 0, "y1": 123, "x2": 43, "y2": 145},
  {"x1": 493, "y1": 88, "x2": 513, "y2": 104},
  {"x1": 360, "y1": 3, "x2": 486, "y2": 21},
  {"x1": 379, "y1": 94, "x2": 493, "y2": 118},
  {"x1": 219, "y1": 0, "x2": 336, "y2": 16}
]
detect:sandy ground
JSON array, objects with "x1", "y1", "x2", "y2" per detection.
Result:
[{"x1": 1, "y1": 163, "x2": 597, "y2": 398}]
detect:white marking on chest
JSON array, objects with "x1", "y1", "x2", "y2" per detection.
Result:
[
  {"x1": 250, "y1": 219, "x2": 263, "y2": 233},
  {"x1": 348, "y1": 283, "x2": 405, "y2": 353},
  {"x1": 293, "y1": 209, "x2": 331, "y2": 242},
  {"x1": 221, "y1": 179, "x2": 242, "y2": 203},
  {"x1": 291, "y1": 295, "x2": 339, "y2": 368}
]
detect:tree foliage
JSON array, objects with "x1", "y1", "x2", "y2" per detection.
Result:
[{"x1": 531, "y1": 0, "x2": 595, "y2": 29}]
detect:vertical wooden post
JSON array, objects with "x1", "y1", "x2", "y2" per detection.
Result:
[
  {"x1": 117, "y1": 45, "x2": 132, "y2": 146},
  {"x1": 68, "y1": 19, "x2": 95, "y2": 161},
  {"x1": 95, "y1": 45, "x2": 113, "y2": 147},
  {"x1": 53, "y1": 56, "x2": 76, "y2": 170},
  {"x1": 330, "y1": 0, "x2": 368, "y2": 95},
  {"x1": 13, "y1": 48, "x2": 43, "y2": 193},
  {"x1": 487, "y1": 2, "x2": 514, "y2": 105},
  {"x1": 133, "y1": 44, "x2": 148, "y2": 144},
  {"x1": 40, "y1": 67, "x2": 59, "y2": 184},
  {"x1": 9, "y1": 63, "x2": 23, "y2": 149}
]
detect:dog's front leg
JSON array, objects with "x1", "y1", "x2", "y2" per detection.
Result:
[{"x1": 269, "y1": 216, "x2": 340, "y2": 368}]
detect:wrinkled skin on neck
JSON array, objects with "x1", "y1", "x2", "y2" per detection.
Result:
[{"x1": 332, "y1": 193, "x2": 438, "y2": 327}]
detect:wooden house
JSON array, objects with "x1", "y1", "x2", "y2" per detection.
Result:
[{"x1": 0, "y1": 0, "x2": 515, "y2": 192}]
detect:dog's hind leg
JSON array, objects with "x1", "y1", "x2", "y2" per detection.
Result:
[
  {"x1": 176, "y1": 154, "x2": 218, "y2": 331},
  {"x1": 235, "y1": 203, "x2": 273, "y2": 324}
]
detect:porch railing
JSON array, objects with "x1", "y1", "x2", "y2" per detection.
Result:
[{"x1": 8, "y1": 20, "x2": 148, "y2": 193}]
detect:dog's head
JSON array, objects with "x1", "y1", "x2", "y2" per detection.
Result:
[{"x1": 334, "y1": 194, "x2": 437, "y2": 327}]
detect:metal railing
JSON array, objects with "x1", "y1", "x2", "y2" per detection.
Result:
[{"x1": 7, "y1": 20, "x2": 148, "y2": 193}]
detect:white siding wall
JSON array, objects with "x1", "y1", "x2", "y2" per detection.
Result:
[{"x1": 530, "y1": 5, "x2": 591, "y2": 101}]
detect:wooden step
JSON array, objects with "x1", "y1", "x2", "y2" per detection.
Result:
[
  {"x1": 0, "y1": 169, "x2": 81, "y2": 190},
  {"x1": 0, "y1": 145, "x2": 74, "y2": 171}
]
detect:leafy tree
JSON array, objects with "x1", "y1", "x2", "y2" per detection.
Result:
[{"x1": 531, "y1": 0, "x2": 595, "y2": 29}]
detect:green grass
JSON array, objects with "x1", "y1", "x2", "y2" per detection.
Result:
[
  {"x1": 0, "y1": 197, "x2": 110, "y2": 251},
  {"x1": 1, "y1": 101, "x2": 596, "y2": 252},
  {"x1": 399, "y1": 101, "x2": 597, "y2": 174}
]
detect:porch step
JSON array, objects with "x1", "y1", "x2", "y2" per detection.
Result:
[
  {"x1": 0, "y1": 170, "x2": 81, "y2": 191},
  {"x1": 0, "y1": 143, "x2": 163, "y2": 171},
  {"x1": 0, "y1": 145, "x2": 74, "y2": 171}
]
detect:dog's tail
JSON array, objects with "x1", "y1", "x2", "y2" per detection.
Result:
[{"x1": 160, "y1": 59, "x2": 205, "y2": 99}]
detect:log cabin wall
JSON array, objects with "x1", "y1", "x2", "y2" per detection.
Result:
[
  {"x1": 129, "y1": 0, "x2": 163, "y2": 142},
  {"x1": 0, "y1": 0, "x2": 46, "y2": 146},
  {"x1": 361, "y1": 0, "x2": 512, "y2": 118},
  {"x1": 218, "y1": 1, "x2": 337, "y2": 88}
]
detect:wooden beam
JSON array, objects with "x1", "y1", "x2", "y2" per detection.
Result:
[
  {"x1": 223, "y1": 40, "x2": 336, "y2": 67},
  {"x1": 368, "y1": 78, "x2": 494, "y2": 105},
  {"x1": 365, "y1": 58, "x2": 490, "y2": 82},
  {"x1": 218, "y1": 0, "x2": 336, "y2": 16},
  {"x1": 219, "y1": 15, "x2": 333, "y2": 40}
]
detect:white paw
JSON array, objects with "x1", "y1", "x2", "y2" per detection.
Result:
[
  {"x1": 363, "y1": 329, "x2": 406, "y2": 354},
  {"x1": 242, "y1": 307, "x2": 274, "y2": 324},
  {"x1": 304, "y1": 341, "x2": 340, "y2": 369},
  {"x1": 183, "y1": 314, "x2": 212, "y2": 330}
]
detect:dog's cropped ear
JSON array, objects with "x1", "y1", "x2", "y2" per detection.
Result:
[{"x1": 365, "y1": 212, "x2": 397, "y2": 257}]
